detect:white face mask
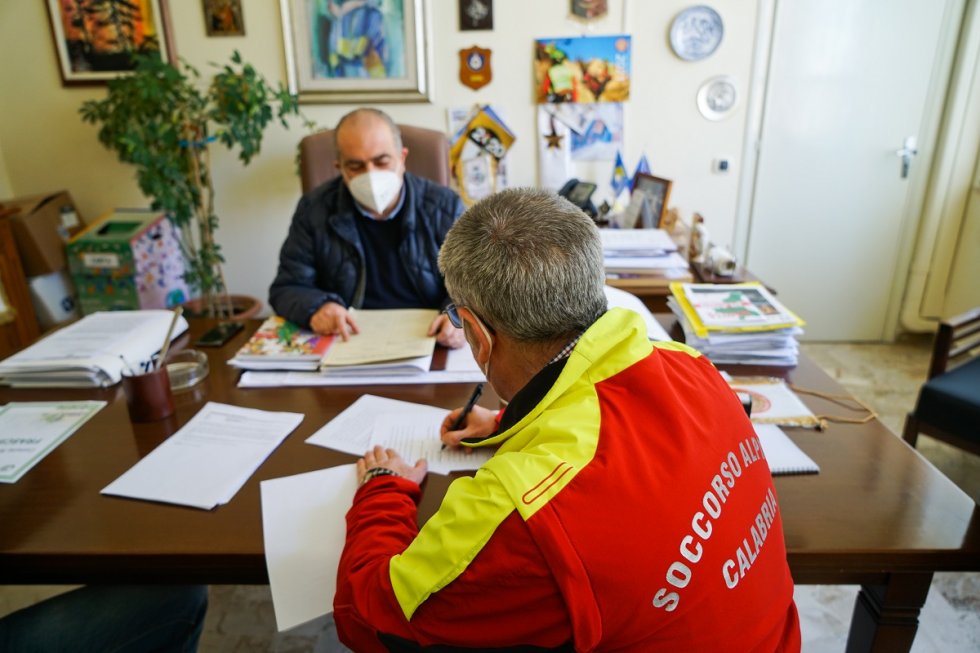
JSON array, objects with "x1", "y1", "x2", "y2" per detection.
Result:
[{"x1": 347, "y1": 170, "x2": 402, "y2": 215}]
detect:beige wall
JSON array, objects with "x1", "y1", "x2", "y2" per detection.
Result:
[{"x1": 0, "y1": 0, "x2": 760, "y2": 306}]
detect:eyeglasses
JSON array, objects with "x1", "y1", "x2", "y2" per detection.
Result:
[
  {"x1": 443, "y1": 303, "x2": 495, "y2": 334},
  {"x1": 443, "y1": 303, "x2": 464, "y2": 329}
]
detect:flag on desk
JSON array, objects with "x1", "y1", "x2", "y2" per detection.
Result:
[
  {"x1": 631, "y1": 153, "x2": 651, "y2": 190},
  {"x1": 610, "y1": 150, "x2": 629, "y2": 196}
]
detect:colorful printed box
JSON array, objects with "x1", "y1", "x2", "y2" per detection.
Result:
[{"x1": 66, "y1": 210, "x2": 189, "y2": 314}]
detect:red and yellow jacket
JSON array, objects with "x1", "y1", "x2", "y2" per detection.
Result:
[{"x1": 335, "y1": 308, "x2": 801, "y2": 652}]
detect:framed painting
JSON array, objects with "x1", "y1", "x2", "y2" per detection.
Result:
[
  {"x1": 46, "y1": 0, "x2": 174, "y2": 86},
  {"x1": 203, "y1": 0, "x2": 245, "y2": 36},
  {"x1": 632, "y1": 173, "x2": 673, "y2": 228},
  {"x1": 280, "y1": 0, "x2": 430, "y2": 104}
]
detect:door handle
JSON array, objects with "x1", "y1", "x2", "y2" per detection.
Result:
[{"x1": 895, "y1": 136, "x2": 918, "y2": 179}]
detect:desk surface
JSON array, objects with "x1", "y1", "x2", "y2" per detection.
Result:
[{"x1": 1, "y1": 319, "x2": 978, "y2": 587}]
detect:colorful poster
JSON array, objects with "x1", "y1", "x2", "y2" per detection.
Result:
[
  {"x1": 568, "y1": 103, "x2": 623, "y2": 161},
  {"x1": 534, "y1": 35, "x2": 630, "y2": 104}
]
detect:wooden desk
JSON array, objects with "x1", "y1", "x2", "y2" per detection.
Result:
[{"x1": 1, "y1": 319, "x2": 978, "y2": 653}]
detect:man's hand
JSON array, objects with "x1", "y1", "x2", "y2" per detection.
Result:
[
  {"x1": 310, "y1": 302, "x2": 360, "y2": 341},
  {"x1": 357, "y1": 445, "x2": 427, "y2": 486},
  {"x1": 440, "y1": 405, "x2": 497, "y2": 449},
  {"x1": 428, "y1": 313, "x2": 466, "y2": 349}
]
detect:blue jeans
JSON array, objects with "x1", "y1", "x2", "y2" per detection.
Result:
[{"x1": 0, "y1": 585, "x2": 208, "y2": 652}]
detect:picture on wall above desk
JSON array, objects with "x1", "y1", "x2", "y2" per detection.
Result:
[
  {"x1": 280, "y1": 0, "x2": 429, "y2": 103},
  {"x1": 570, "y1": 0, "x2": 607, "y2": 21},
  {"x1": 203, "y1": 0, "x2": 245, "y2": 36},
  {"x1": 459, "y1": 0, "x2": 493, "y2": 30},
  {"x1": 534, "y1": 35, "x2": 630, "y2": 103},
  {"x1": 45, "y1": 0, "x2": 173, "y2": 85}
]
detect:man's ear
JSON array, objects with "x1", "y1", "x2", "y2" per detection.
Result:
[
  {"x1": 459, "y1": 307, "x2": 492, "y2": 367},
  {"x1": 400, "y1": 147, "x2": 409, "y2": 167}
]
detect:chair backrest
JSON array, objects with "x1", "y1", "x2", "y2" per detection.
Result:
[
  {"x1": 927, "y1": 306, "x2": 980, "y2": 379},
  {"x1": 298, "y1": 124, "x2": 451, "y2": 194}
]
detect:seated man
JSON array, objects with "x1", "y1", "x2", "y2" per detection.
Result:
[
  {"x1": 269, "y1": 108, "x2": 465, "y2": 348},
  {"x1": 334, "y1": 189, "x2": 801, "y2": 651}
]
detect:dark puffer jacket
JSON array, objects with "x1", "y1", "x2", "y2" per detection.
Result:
[{"x1": 269, "y1": 173, "x2": 464, "y2": 328}]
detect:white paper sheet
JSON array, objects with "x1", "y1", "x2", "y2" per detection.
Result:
[
  {"x1": 603, "y1": 252, "x2": 690, "y2": 271},
  {"x1": 600, "y1": 228, "x2": 677, "y2": 253},
  {"x1": 306, "y1": 395, "x2": 491, "y2": 474},
  {"x1": 102, "y1": 402, "x2": 303, "y2": 509},
  {"x1": 444, "y1": 347, "x2": 483, "y2": 373},
  {"x1": 260, "y1": 464, "x2": 358, "y2": 631},
  {"x1": 238, "y1": 369, "x2": 485, "y2": 388},
  {"x1": 0, "y1": 401, "x2": 107, "y2": 483}
]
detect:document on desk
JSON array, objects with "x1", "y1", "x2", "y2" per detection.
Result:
[
  {"x1": 0, "y1": 401, "x2": 107, "y2": 483},
  {"x1": 321, "y1": 309, "x2": 437, "y2": 367},
  {"x1": 306, "y1": 395, "x2": 493, "y2": 474},
  {"x1": 260, "y1": 464, "x2": 358, "y2": 631},
  {"x1": 102, "y1": 402, "x2": 304, "y2": 510},
  {"x1": 238, "y1": 369, "x2": 485, "y2": 387}
]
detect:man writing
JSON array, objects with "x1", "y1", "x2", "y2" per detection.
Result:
[
  {"x1": 334, "y1": 189, "x2": 801, "y2": 651},
  {"x1": 269, "y1": 108, "x2": 465, "y2": 348}
]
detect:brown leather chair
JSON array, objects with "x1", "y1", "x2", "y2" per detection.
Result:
[
  {"x1": 902, "y1": 306, "x2": 980, "y2": 457},
  {"x1": 298, "y1": 124, "x2": 451, "y2": 194}
]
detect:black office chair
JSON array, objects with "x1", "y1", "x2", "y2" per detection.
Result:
[{"x1": 902, "y1": 306, "x2": 980, "y2": 457}]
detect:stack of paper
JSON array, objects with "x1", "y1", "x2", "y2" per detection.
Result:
[
  {"x1": 0, "y1": 310, "x2": 188, "y2": 388},
  {"x1": 668, "y1": 282, "x2": 805, "y2": 366},
  {"x1": 229, "y1": 309, "x2": 437, "y2": 376},
  {"x1": 306, "y1": 394, "x2": 493, "y2": 475},
  {"x1": 601, "y1": 228, "x2": 692, "y2": 285},
  {"x1": 101, "y1": 402, "x2": 303, "y2": 510}
]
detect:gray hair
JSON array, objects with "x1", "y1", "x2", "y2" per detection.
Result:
[
  {"x1": 439, "y1": 188, "x2": 607, "y2": 342},
  {"x1": 333, "y1": 108, "x2": 403, "y2": 153}
]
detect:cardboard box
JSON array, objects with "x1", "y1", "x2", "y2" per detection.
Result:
[
  {"x1": 0, "y1": 191, "x2": 85, "y2": 277},
  {"x1": 67, "y1": 209, "x2": 189, "y2": 314}
]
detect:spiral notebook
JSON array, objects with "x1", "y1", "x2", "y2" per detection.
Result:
[{"x1": 754, "y1": 423, "x2": 820, "y2": 475}]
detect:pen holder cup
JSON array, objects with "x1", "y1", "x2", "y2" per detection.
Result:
[{"x1": 121, "y1": 367, "x2": 176, "y2": 422}]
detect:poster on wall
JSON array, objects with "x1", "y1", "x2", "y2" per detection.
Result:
[
  {"x1": 537, "y1": 107, "x2": 572, "y2": 191},
  {"x1": 45, "y1": 0, "x2": 173, "y2": 85},
  {"x1": 281, "y1": 0, "x2": 429, "y2": 103},
  {"x1": 564, "y1": 103, "x2": 623, "y2": 161},
  {"x1": 448, "y1": 105, "x2": 514, "y2": 203},
  {"x1": 534, "y1": 35, "x2": 630, "y2": 104}
]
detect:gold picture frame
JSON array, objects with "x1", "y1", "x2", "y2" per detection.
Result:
[{"x1": 280, "y1": 0, "x2": 430, "y2": 104}]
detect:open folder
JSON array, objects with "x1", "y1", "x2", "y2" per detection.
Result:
[{"x1": 229, "y1": 309, "x2": 438, "y2": 374}]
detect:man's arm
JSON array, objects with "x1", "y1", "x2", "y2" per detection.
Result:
[
  {"x1": 335, "y1": 470, "x2": 572, "y2": 651},
  {"x1": 268, "y1": 197, "x2": 346, "y2": 328}
]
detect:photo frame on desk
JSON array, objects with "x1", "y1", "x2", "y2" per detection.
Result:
[
  {"x1": 280, "y1": 0, "x2": 430, "y2": 104},
  {"x1": 45, "y1": 0, "x2": 174, "y2": 86},
  {"x1": 632, "y1": 173, "x2": 672, "y2": 228}
]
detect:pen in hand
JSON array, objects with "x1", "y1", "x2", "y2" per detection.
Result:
[{"x1": 441, "y1": 382, "x2": 485, "y2": 450}]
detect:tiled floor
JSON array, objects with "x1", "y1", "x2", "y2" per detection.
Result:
[{"x1": 2, "y1": 336, "x2": 978, "y2": 652}]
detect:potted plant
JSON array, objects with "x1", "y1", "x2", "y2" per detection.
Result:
[{"x1": 80, "y1": 51, "x2": 311, "y2": 318}]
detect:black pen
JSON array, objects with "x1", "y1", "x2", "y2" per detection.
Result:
[{"x1": 442, "y1": 383, "x2": 485, "y2": 450}]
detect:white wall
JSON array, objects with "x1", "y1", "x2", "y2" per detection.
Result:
[{"x1": 0, "y1": 0, "x2": 760, "y2": 307}]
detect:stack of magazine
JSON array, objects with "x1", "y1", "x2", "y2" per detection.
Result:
[
  {"x1": 667, "y1": 282, "x2": 804, "y2": 366},
  {"x1": 228, "y1": 310, "x2": 437, "y2": 376}
]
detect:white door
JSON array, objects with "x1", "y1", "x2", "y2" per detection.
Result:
[{"x1": 745, "y1": 0, "x2": 957, "y2": 340}]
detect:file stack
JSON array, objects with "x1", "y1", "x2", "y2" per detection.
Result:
[
  {"x1": 668, "y1": 282, "x2": 804, "y2": 366},
  {"x1": 601, "y1": 228, "x2": 692, "y2": 286}
]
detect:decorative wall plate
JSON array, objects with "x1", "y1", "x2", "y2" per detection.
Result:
[
  {"x1": 697, "y1": 75, "x2": 738, "y2": 120},
  {"x1": 670, "y1": 5, "x2": 724, "y2": 61}
]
